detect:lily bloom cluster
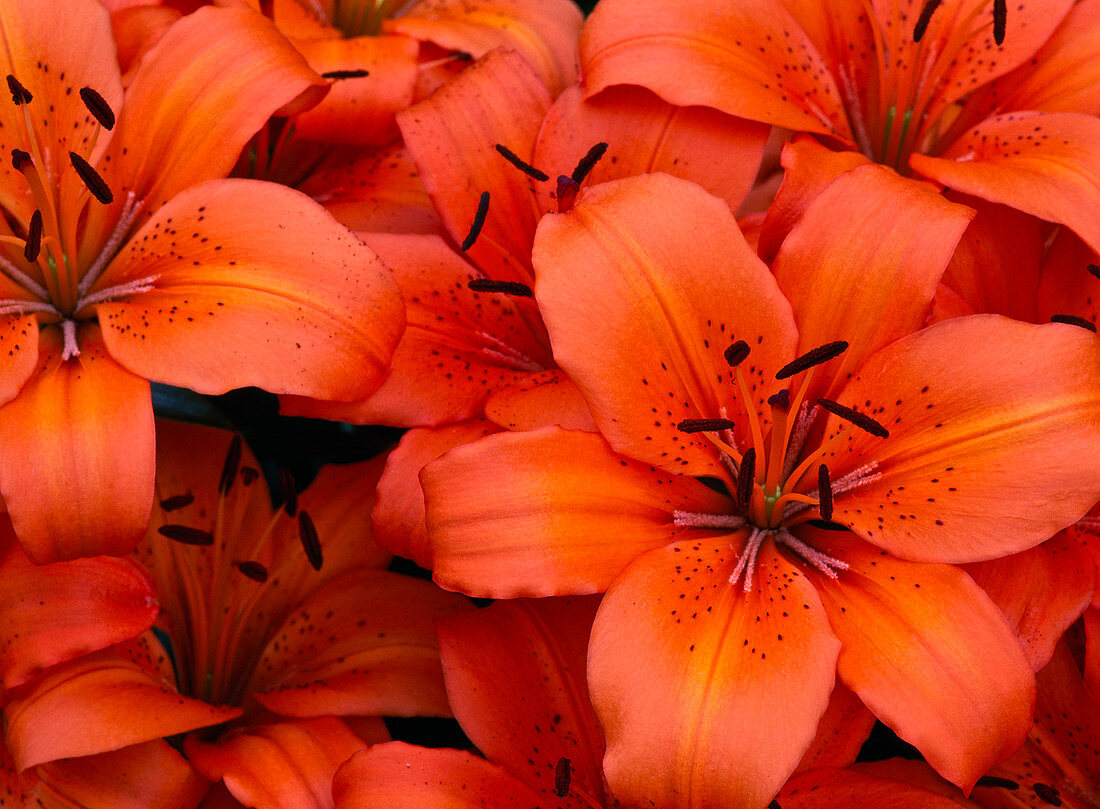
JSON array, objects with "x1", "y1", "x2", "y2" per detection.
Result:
[{"x1": 1, "y1": 0, "x2": 1099, "y2": 807}]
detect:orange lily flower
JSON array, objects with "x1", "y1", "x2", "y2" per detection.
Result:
[
  {"x1": 421, "y1": 171, "x2": 1100, "y2": 808},
  {"x1": 0, "y1": 0, "x2": 403, "y2": 563},
  {"x1": 580, "y1": 0, "x2": 1100, "y2": 253},
  {"x1": 284, "y1": 46, "x2": 767, "y2": 430},
  {"x1": 3, "y1": 421, "x2": 470, "y2": 808}
]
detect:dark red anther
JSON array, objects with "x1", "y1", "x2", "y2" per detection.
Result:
[
  {"x1": 554, "y1": 757, "x2": 572, "y2": 798},
  {"x1": 817, "y1": 464, "x2": 833, "y2": 521},
  {"x1": 461, "y1": 191, "x2": 489, "y2": 251},
  {"x1": 1051, "y1": 314, "x2": 1096, "y2": 332},
  {"x1": 768, "y1": 389, "x2": 790, "y2": 410},
  {"x1": 976, "y1": 776, "x2": 1019, "y2": 790},
  {"x1": 6, "y1": 74, "x2": 31, "y2": 105},
  {"x1": 467, "y1": 279, "x2": 533, "y2": 297},
  {"x1": 237, "y1": 560, "x2": 269, "y2": 582},
  {"x1": 768, "y1": 801, "x2": 782, "y2": 809},
  {"x1": 677, "y1": 418, "x2": 737, "y2": 433},
  {"x1": 817, "y1": 399, "x2": 890, "y2": 438},
  {"x1": 724, "y1": 340, "x2": 751, "y2": 367},
  {"x1": 1033, "y1": 783, "x2": 1062, "y2": 806},
  {"x1": 69, "y1": 152, "x2": 113, "y2": 204},
  {"x1": 321, "y1": 69, "x2": 370, "y2": 79},
  {"x1": 159, "y1": 493, "x2": 195, "y2": 511},
  {"x1": 79, "y1": 87, "x2": 115, "y2": 130},
  {"x1": 1087, "y1": 263, "x2": 1100, "y2": 280},
  {"x1": 219, "y1": 435, "x2": 243, "y2": 497},
  {"x1": 494, "y1": 143, "x2": 549, "y2": 182},
  {"x1": 736, "y1": 447, "x2": 756, "y2": 511},
  {"x1": 775, "y1": 341, "x2": 848, "y2": 380},
  {"x1": 570, "y1": 142, "x2": 609, "y2": 184},
  {"x1": 993, "y1": 0, "x2": 1006, "y2": 45},
  {"x1": 158, "y1": 524, "x2": 215, "y2": 546},
  {"x1": 23, "y1": 210, "x2": 41, "y2": 262},
  {"x1": 278, "y1": 468, "x2": 298, "y2": 517},
  {"x1": 298, "y1": 510, "x2": 323, "y2": 570},
  {"x1": 556, "y1": 175, "x2": 580, "y2": 212},
  {"x1": 913, "y1": 0, "x2": 942, "y2": 42},
  {"x1": 11, "y1": 148, "x2": 30, "y2": 171},
  {"x1": 240, "y1": 466, "x2": 260, "y2": 485}
]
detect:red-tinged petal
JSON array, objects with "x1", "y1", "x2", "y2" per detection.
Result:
[
  {"x1": 397, "y1": 49, "x2": 550, "y2": 285},
  {"x1": 0, "y1": 315, "x2": 40, "y2": 408},
  {"x1": 590, "y1": 539, "x2": 840, "y2": 809},
  {"x1": 773, "y1": 164, "x2": 973, "y2": 403},
  {"x1": 0, "y1": 325, "x2": 153, "y2": 563},
  {"x1": 186, "y1": 718, "x2": 367, "y2": 809},
  {"x1": 297, "y1": 144, "x2": 441, "y2": 234},
  {"x1": 387, "y1": 0, "x2": 582, "y2": 94},
  {"x1": 282, "y1": 232, "x2": 548, "y2": 427},
  {"x1": 373, "y1": 421, "x2": 499, "y2": 568},
  {"x1": 111, "y1": 6, "x2": 181, "y2": 84},
  {"x1": 911, "y1": 113, "x2": 1100, "y2": 256},
  {"x1": 423, "y1": 426, "x2": 730, "y2": 598},
  {"x1": 290, "y1": 36, "x2": 418, "y2": 147},
  {"x1": 0, "y1": 525, "x2": 157, "y2": 690},
  {"x1": 936, "y1": 194, "x2": 1043, "y2": 323},
  {"x1": 31, "y1": 740, "x2": 209, "y2": 809},
  {"x1": 779, "y1": 766, "x2": 973, "y2": 809},
  {"x1": 795, "y1": 683, "x2": 876, "y2": 773},
  {"x1": 96, "y1": 179, "x2": 403, "y2": 400},
  {"x1": 830, "y1": 316, "x2": 1100, "y2": 563},
  {"x1": 1037, "y1": 228, "x2": 1099, "y2": 327},
  {"x1": 580, "y1": 0, "x2": 847, "y2": 136},
  {"x1": 1087, "y1": 607, "x2": 1100, "y2": 701},
  {"x1": 438, "y1": 597, "x2": 606, "y2": 807},
  {"x1": 483, "y1": 370, "x2": 596, "y2": 432},
  {"x1": 533, "y1": 84, "x2": 769, "y2": 216},
  {"x1": 534, "y1": 172, "x2": 797, "y2": 479},
  {"x1": 333, "y1": 743, "x2": 545, "y2": 809},
  {"x1": 964, "y1": 535, "x2": 1094, "y2": 672},
  {"x1": 98, "y1": 5, "x2": 326, "y2": 220},
  {"x1": 249, "y1": 569, "x2": 469, "y2": 718},
  {"x1": 805, "y1": 533, "x2": 1035, "y2": 792},
  {"x1": 758, "y1": 136, "x2": 872, "y2": 262},
  {"x1": 5, "y1": 647, "x2": 240, "y2": 769}
]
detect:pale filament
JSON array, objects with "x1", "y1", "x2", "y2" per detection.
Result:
[
  {"x1": 60, "y1": 318, "x2": 79, "y2": 360},
  {"x1": 0, "y1": 252, "x2": 50, "y2": 300},
  {"x1": 776, "y1": 529, "x2": 849, "y2": 579},
  {"x1": 77, "y1": 274, "x2": 159, "y2": 310},
  {"x1": 78, "y1": 191, "x2": 142, "y2": 297},
  {"x1": 730, "y1": 528, "x2": 850, "y2": 592},
  {"x1": 673, "y1": 510, "x2": 745, "y2": 529},
  {"x1": 782, "y1": 461, "x2": 881, "y2": 523}
]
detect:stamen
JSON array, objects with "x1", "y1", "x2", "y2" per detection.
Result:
[
  {"x1": 570, "y1": 142, "x2": 609, "y2": 184},
  {"x1": 5, "y1": 75, "x2": 31, "y2": 105},
  {"x1": 912, "y1": 0, "x2": 942, "y2": 42},
  {"x1": 158, "y1": 524, "x2": 215, "y2": 546},
  {"x1": 467, "y1": 278, "x2": 533, "y2": 297},
  {"x1": 769, "y1": 802, "x2": 782, "y2": 809},
  {"x1": 159, "y1": 493, "x2": 195, "y2": 511},
  {"x1": 60, "y1": 319, "x2": 80, "y2": 360},
  {"x1": 493, "y1": 144, "x2": 549, "y2": 182},
  {"x1": 298, "y1": 510, "x2": 323, "y2": 570},
  {"x1": 1087, "y1": 263, "x2": 1100, "y2": 280},
  {"x1": 1032, "y1": 783, "x2": 1062, "y2": 806},
  {"x1": 278, "y1": 468, "x2": 298, "y2": 517},
  {"x1": 677, "y1": 418, "x2": 736, "y2": 433},
  {"x1": 79, "y1": 87, "x2": 115, "y2": 130},
  {"x1": 11, "y1": 148, "x2": 30, "y2": 171},
  {"x1": 992, "y1": 0, "x2": 1006, "y2": 45},
  {"x1": 77, "y1": 274, "x2": 158, "y2": 309},
  {"x1": 23, "y1": 210, "x2": 41, "y2": 262},
  {"x1": 729, "y1": 527, "x2": 767, "y2": 591},
  {"x1": 554, "y1": 757, "x2": 572, "y2": 798},
  {"x1": 817, "y1": 464, "x2": 833, "y2": 521},
  {"x1": 219, "y1": 435, "x2": 243, "y2": 497},
  {"x1": 78, "y1": 191, "x2": 143, "y2": 297},
  {"x1": 673, "y1": 510, "x2": 745, "y2": 529},
  {"x1": 804, "y1": 519, "x2": 850, "y2": 531},
  {"x1": 0, "y1": 253, "x2": 49, "y2": 299},
  {"x1": 776, "y1": 530, "x2": 849, "y2": 578},
  {"x1": 460, "y1": 191, "x2": 489, "y2": 251},
  {"x1": 1051, "y1": 314, "x2": 1096, "y2": 332},
  {"x1": 775, "y1": 341, "x2": 848, "y2": 380},
  {"x1": 976, "y1": 776, "x2": 1019, "y2": 790},
  {"x1": 736, "y1": 446, "x2": 756, "y2": 511},
  {"x1": 724, "y1": 340, "x2": 750, "y2": 366},
  {"x1": 69, "y1": 152, "x2": 113, "y2": 204},
  {"x1": 817, "y1": 398, "x2": 890, "y2": 438},
  {"x1": 556, "y1": 175, "x2": 580, "y2": 213},
  {"x1": 321, "y1": 69, "x2": 370, "y2": 80},
  {"x1": 236, "y1": 560, "x2": 269, "y2": 582}
]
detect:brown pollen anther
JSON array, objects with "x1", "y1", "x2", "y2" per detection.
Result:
[
  {"x1": 737, "y1": 446, "x2": 757, "y2": 510},
  {"x1": 23, "y1": 210, "x2": 41, "y2": 262},
  {"x1": 298, "y1": 510, "x2": 323, "y2": 570},
  {"x1": 79, "y1": 87, "x2": 115, "y2": 130},
  {"x1": 975, "y1": 776, "x2": 1019, "y2": 790},
  {"x1": 1051, "y1": 314, "x2": 1096, "y2": 332},
  {"x1": 1087, "y1": 263, "x2": 1100, "y2": 280},
  {"x1": 913, "y1": 0, "x2": 942, "y2": 42},
  {"x1": 461, "y1": 191, "x2": 489, "y2": 251},
  {"x1": 817, "y1": 464, "x2": 833, "y2": 521},
  {"x1": 724, "y1": 340, "x2": 751, "y2": 366},
  {"x1": 467, "y1": 278, "x2": 533, "y2": 297},
  {"x1": 69, "y1": 152, "x2": 113, "y2": 204},
  {"x1": 278, "y1": 467, "x2": 298, "y2": 517},
  {"x1": 554, "y1": 757, "x2": 572, "y2": 798},
  {"x1": 159, "y1": 493, "x2": 195, "y2": 511},
  {"x1": 219, "y1": 435, "x2": 243, "y2": 497},
  {"x1": 5, "y1": 74, "x2": 31, "y2": 105},
  {"x1": 570, "y1": 142, "x2": 609, "y2": 184},
  {"x1": 494, "y1": 143, "x2": 549, "y2": 182},
  {"x1": 775, "y1": 341, "x2": 848, "y2": 380},
  {"x1": 321, "y1": 68, "x2": 370, "y2": 80},
  {"x1": 677, "y1": 418, "x2": 736, "y2": 433},
  {"x1": 237, "y1": 560, "x2": 269, "y2": 582},
  {"x1": 993, "y1": 0, "x2": 1007, "y2": 45},
  {"x1": 158, "y1": 524, "x2": 215, "y2": 546},
  {"x1": 817, "y1": 398, "x2": 890, "y2": 438}
]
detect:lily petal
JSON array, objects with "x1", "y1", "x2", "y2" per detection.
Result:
[
  {"x1": 96, "y1": 178, "x2": 404, "y2": 400},
  {"x1": 805, "y1": 532, "x2": 1035, "y2": 792},
  {"x1": 438, "y1": 597, "x2": 606, "y2": 806},
  {"x1": 0, "y1": 324, "x2": 154, "y2": 562},
  {"x1": 830, "y1": 316, "x2": 1100, "y2": 563},
  {"x1": 333, "y1": 743, "x2": 544, "y2": 809},
  {"x1": 422, "y1": 426, "x2": 730, "y2": 598},
  {"x1": 795, "y1": 683, "x2": 877, "y2": 773},
  {"x1": 534, "y1": 172, "x2": 797, "y2": 479},
  {"x1": 779, "y1": 766, "x2": 977, "y2": 809},
  {"x1": 589, "y1": 539, "x2": 840, "y2": 809},
  {"x1": 483, "y1": 369, "x2": 596, "y2": 432}
]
